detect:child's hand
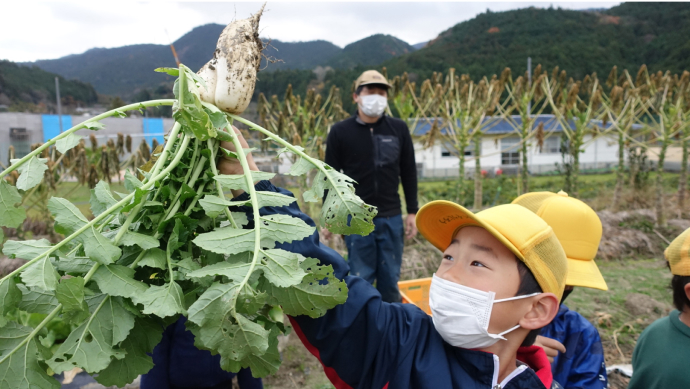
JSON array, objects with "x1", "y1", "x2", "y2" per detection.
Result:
[
  {"x1": 217, "y1": 126, "x2": 259, "y2": 197},
  {"x1": 534, "y1": 335, "x2": 566, "y2": 363},
  {"x1": 218, "y1": 126, "x2": 258, "y2": 176}
]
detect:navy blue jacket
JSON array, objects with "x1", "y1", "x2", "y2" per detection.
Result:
[
  {"x1": 141, "y1": 316, "x2": 263, "y2": 389},
  {"x1": 540, "y1": 305, "x2": 608, "y2": 389},
  {"x1": 250, "y1": 181, "x2": 552, "y2": 389}
]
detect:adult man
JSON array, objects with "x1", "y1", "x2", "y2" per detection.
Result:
[{"x1": 322, "y1": 69, "x2": 418, "y2": 303}]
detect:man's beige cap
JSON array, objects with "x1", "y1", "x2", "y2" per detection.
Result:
[{"x1": 355, "y1": 70, "x2": 391, "y2": 90}]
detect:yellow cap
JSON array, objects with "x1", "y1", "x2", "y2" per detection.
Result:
[
  {"x1": 665, "y1": 227, "x2": 690, "y2": 276},
  {"x1": 416, "y1": 201, "x2": 568, "y2": 300},
  {"x1": 354, "y1": 70, "x2": 391, "y2": 90},
  {"x1": 511, "y1": 191, "x2": 608, "y2": 291}
]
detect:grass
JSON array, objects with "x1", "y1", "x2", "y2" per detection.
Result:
[{"x1": 566, "y1": 258, "x2": 673, "y2": 364}]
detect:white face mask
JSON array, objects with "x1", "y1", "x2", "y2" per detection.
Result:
[
  {"x1": 429, "y1": 274, "x2": 539, "y2": 349},
  {"x1": 358, "y1": 94, "x2": 388, "y2": 118}
]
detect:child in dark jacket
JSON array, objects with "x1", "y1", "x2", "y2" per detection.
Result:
[
  {"x1": 216, "y1": 130, "x2": 569, "y2": 389},
  {"x1": 140, "y1": 316, "x2": 263, "y2": 389},
  {"x1": 512, "y1": 191, "x2": 608, "y2": 389}
]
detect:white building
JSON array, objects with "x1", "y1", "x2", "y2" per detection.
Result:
[{"x1": 412, "y1": 115, "x2": 635, "y2": 179}]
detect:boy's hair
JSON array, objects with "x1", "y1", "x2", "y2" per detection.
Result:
[
  {"x1": 516, "y1": 259, "x2": 543, "y2": 347},
  {"x1": 671, "y1": 274, "x2": 690, "y2": 312}
]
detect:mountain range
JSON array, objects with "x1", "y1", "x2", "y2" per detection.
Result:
[
  {"x1": 25, "y1": 24, "x2": 415, "y2": 96},
  {"x1": 4, "y1": 2, "x2": 690, "y2": 109}
]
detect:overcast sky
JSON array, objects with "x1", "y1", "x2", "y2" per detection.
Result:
[{"x1": 2, "y1": 1, "x2": 621, "y2": 63}]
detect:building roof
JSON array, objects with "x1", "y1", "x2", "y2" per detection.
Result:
[{"x1": 410, "y1": 114, "x2": 643, "y2": 136}]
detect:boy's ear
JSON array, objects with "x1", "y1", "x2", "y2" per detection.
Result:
[
  {"x1": 519, "y1": 293, "x2": 560, "y2": 330},
  {"x1": 684, "y1": 283, "x2": 690, "y2": 303}
]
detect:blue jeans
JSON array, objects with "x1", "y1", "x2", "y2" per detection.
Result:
[{"x1": 344, "y1": 215, "x2": 404, "y2": 303}]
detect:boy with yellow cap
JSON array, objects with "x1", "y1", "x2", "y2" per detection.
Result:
[
  {"x1": 628, "y1": 227, "x2": 690, "y2": 388},
  {"x1": 218, "y1": 135, "x2": 568, "y2": 388},
  {"x1": 512, "y1": 191, "x2": 608, "y2": 389}
]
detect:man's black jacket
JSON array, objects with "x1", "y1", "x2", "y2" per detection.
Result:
[{"x1": 325, "y1": 114, "x2": 418, "y2": 217}]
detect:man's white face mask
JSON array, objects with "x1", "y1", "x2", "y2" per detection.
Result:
[
  {"x1": 429, "y1": 274, "x2": 539, "y2": 349},
  {"x1": 358, "y1": 94, "x2": 388, "y2": 118}
]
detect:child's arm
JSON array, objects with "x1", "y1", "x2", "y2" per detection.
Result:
[
  {"x1": 234, "y1": 180, "x2": 432, "y2": 388},
  {"x1": 561, "y1": 327, "x2": 608, "y2": 389}
]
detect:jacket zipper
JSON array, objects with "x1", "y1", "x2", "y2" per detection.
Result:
[{"x1": 491, "y1": 354, "x2": 529, "y2": 389}]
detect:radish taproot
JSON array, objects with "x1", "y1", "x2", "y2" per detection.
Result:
[{"x1": 197, "y1": 4, "x2": 265, "y2": 114}]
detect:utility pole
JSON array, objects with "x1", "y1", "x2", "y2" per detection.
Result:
[{"x1": 55, "y1": 77, "x2": 63, "y2": 133}]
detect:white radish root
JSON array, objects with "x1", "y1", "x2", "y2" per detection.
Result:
[{"x1": 197, "y1": 4, "x2": 265, "y2": 114}]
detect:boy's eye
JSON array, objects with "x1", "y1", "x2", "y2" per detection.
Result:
[
  {"x1": 443, "y1": 254, "x2": 454, "y2": 261},
  {"x1": 471, "y1": 261, "x2": 487, "y2": 268}
]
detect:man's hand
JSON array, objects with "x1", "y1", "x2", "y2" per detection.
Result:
[
  {"x1": 321, "y1": 227, "x2": 333, "y2": 241},
  {"x1": 405, "y1": 213, "x2": 417, "y2": 240},
  {"x1": 534, "y1": 335, "x2": 566, "y2": 363},
  {"x1": 217, "y1": 126, "x2": 259, "y2": 197}
]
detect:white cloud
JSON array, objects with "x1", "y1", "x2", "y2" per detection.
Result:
[{"x1": 1, "y1": 1, "x2": 621, "y2": 62}]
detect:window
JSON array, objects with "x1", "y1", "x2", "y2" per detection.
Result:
[
  {"x1": 501, "y1": 137, "x2": 520, "y2": 165},
  {"x1": 541, "y1": 136, "x2": 561, "y2": 154},
  {"x1": 9, "y1": 128, "x2": 31, "y2": 158},
  {"x1": 441, "y1": 142, "x2": 477, "y2": 158}
]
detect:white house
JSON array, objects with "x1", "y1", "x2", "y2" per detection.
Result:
[{"x1": 411, "y1": 115, "x2": 634, "y2": 179}]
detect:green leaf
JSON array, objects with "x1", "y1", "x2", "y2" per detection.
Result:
[
  {"x1": 303, "y1": 167, "x2": 378, "y2": 235},
  {"x1": 2, "y1": 239, "x2": 52, "y2": 260},
  {"x1": 260, "y1": 214, "x2": 315, "y2": 246},
  {"x1": 255, "y1": 191, "x2": 296, "y2": 208},
  {"x1": 187, "y1": 261, "x2": 254, "y2": 281},
  {"x1": 55, "y1": 255, "x2": 93, "y2": 274},
  {"x1": 79, "y1": 227, "x2": 122, "y2": 265},
  {"x1": 286, "y1": 156, "x2": 314, "y2": 176},
  {"x1": 91, "y1": 265, "x2": 148, "y2": 299},
  {"x1": 84, "y1": 121, "x2": 105, "y2": 130},
  {"x1": 48, "y1": 197, "x2": 88, "y2": 235},
  {"x1": 56, "y1": 277, "x2": 87, "y2": 314},
  {"x1": 124, "y1": 170, "x2": 143, "y2": 192},
  {"x1": 261, "y1": 258, "x2": 348, "y2": 318},
  {"x1": 17, "y1": 284, "x2": 58, "y2": 314},
  {"x1": 90, "y1": 181, "x2": 118, "y2": 217},
  {"x1": 187, "y1": 282, "x2": 240, "y2": 327},
  {"x1": 260, "y1": 249, "x2": 306, "y2": 288},
  {"x1": 139, "y1": 248, "x2": 167, "y2": 269},
  {"x1": 94, "y1": 317, "x2": 163, "y2": 387},
  {"x1": 214, "y1": 172, "x2": 276, "y2": 192},
  {"x1": 20, "y1": 256, "x2": 60, "y2": 292},
  {"x1": 231, "y1": 212, "x2": 249, "y2": 227},
  {"x1": 235, "y1": 326, "x2": 282, "y2": 377},
  {"x1": 120, "y1": 231, "x2": 159, "y2": 250},
  {"x1": 55, "y1": 133, "x2": 82, "y2": 153},
  {"x1": 133, "y1": 282, "x2": 186, "y2": 318},
  {"x1": 199, "y1": 195, "x2": 234, "y2": 218},
  {"x1": 0, "y1": 181, "x2": 25, "y2": 228},
  {"x1": 0, "y1": 322, "x2": 60, "y2": 389},
  {"x1": 11, "y1": 156, "x2": 48, "y2": 191},
  {"x1": 192, "y1": 226, "x2": 255, "y2": 255},
  {"x1": 0, "y1": 277, "x2": 22, "y2": 316},
  {"x1": 48, "y1": 295, "x2": 135, "y2": 374},
  {"x1": 155, "y1": 67, "x2": 180, "y2": 76},
  {"x1": 196, "y1": 313, "x2": 269, "y2": 364},
  {"x1": 178, "y1": 183, "x2": 197, "y2": 203},
  {"x1": 122, "y1": 187, "x2": 149, "y2": 212}
]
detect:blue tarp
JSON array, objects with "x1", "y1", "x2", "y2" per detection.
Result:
[
  {"x1": 142, "y1": 118, "x2": 165, "y2": 146},
  {"x1": 41, "y1": 115, "x2": 73, "y2": 142}
]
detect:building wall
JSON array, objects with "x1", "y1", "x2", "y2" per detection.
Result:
[
  {"x1": 0, "y1": 112, "x2": 175, "y2": 164},
  {"x1": 414, "y1": 133, "x2": 623, "y2": 178}
]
